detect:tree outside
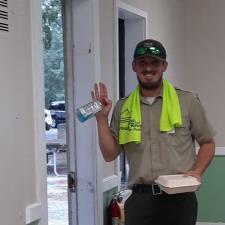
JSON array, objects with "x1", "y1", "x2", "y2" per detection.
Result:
[{"x1": 42, "y1": 0, "x2": 65, "y2": 108}]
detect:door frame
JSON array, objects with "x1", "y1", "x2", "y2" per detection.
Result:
[
  {"x1": 115, "y1": 1, "x2": 148, "y2": 97},
  {"x1": 61, "y1": 0, "x2": 78, "y2": 224}
]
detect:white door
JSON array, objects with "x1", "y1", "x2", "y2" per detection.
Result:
[{"x1": 63, "y1": 0, "x2": 103, "y2": 224}]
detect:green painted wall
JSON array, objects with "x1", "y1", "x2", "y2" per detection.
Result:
[{"x1": 197, "y1": 156, "x2": 225, "y2": 222}]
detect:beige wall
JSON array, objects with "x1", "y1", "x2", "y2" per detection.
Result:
[
  {"x1": 0, "y1": 0, "x2": 47, "y2": 224},
  {"x1": 183, "y1": 0, "x2": 225, "y2": 146},
  {"x1": 99, "y1": 0, "x2": 118, "y2": 179}
]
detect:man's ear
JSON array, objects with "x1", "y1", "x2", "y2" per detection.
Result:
[
  {"x1": 162, "y1": 61, "x2": 168, "y2": 72},
  {"x1": 132, "y1": 61, "x2": 136, "y2": 72}
]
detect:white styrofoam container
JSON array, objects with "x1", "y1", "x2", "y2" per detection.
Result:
[{"x1": 155, "y1": 174, "x2": 201, "y2": 194}]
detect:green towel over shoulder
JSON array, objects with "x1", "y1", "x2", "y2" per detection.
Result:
[{"x1": 119, "y1": 79, "x2": 182, "y2": 144}]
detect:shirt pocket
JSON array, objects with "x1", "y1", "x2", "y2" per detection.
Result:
[{"x1": 161, "y1": 116, "x2": 191, "y2": 149}]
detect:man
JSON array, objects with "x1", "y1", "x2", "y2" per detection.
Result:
[{"x1": 92, "y1": 39, "x2": 215, "y2": 225}]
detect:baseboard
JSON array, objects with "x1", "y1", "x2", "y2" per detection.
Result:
[
  {"x1": 196, "y1": 223, "x2": 225, "y2": 225},
  {"x1": 102, "y1": 175, "x2": 121, "y2": 192},
  {"x1": 215, "y1": 147, "x2": 225, "y2": 155},
  {"x1": 196, "y1": 147, "x2": 225, "y2": 155}
]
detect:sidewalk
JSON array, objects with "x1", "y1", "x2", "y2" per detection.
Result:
[
  {"x1": 46, "y1": 128, "x2": 68, "y2": 225},
  {"x1": 48, "y1": 172, "x2": 68, "y2": 225}
]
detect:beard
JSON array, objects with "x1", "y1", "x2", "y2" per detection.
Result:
[{"x1": 137, "y1": 74, "x2": 163, "y2": 90}]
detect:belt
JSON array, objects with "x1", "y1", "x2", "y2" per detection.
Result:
[{"x1": 132, "y1": 184, "x2": 164, "y2": 195}]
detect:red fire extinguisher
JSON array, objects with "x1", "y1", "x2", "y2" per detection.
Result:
[{"x1": 108, "y1": 195, "x2": 121, "y2": 225}]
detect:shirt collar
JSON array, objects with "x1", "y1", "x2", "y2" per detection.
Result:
[{"x1": 140, "y1": 88, "x2": 163, "y2": 104}]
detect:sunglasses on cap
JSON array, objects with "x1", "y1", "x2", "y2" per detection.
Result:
[{"x1": 134, "y1": 46, "x2": 166, "y2": 60}]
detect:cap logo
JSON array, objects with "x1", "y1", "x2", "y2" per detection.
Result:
[{"x1": 143, "y1": 42, "x2": 153, "y2": 47}]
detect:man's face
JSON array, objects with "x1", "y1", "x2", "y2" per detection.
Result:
[{"x1": 132, "y1": 56, "x2": 168, "y2": 91}]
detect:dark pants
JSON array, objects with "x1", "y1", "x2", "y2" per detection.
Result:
[{"x1": 124, "y1": 191, "x2": 197, "y2": 225}]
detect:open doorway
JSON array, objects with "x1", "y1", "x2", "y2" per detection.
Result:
[
  {"x1": 42, "y1": 0, "x2": 106, "y2": 224},
  {"x1": 42, "y1": 0, "x2": 68, "y2": 224}
]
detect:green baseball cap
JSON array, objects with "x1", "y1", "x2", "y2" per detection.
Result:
[{"x1": 133, "y1": 39, "x2": 167, "y2": 61}]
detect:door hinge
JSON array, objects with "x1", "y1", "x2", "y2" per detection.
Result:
[{"x1": 68, "y1": 171, "x2": 76, "y2": 192}]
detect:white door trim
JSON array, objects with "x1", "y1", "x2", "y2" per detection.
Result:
[
  {"x1": 116, "y1": 0, "x2": 148, "y2": 96},
  {"x1": 118, "y1": 1, "x2": 148, "y2": 24},
  {"x1": 113, "y1": 0, "x2": 148, "y2": 100},
  {"x1": 27, "y1": 0, "x2": 48, "y2": 225}
]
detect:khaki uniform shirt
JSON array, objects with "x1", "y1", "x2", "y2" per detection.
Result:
[{"x1": 110, "y1": 88, "x2": 215, "y2": 187}]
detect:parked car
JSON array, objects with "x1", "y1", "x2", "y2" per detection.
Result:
[
  {"x1": 49, "y1": 101, "x2": 66, "y2": 128},
  {"x1": 45, "y1": 109, "x2": 53, "y2": 130}
]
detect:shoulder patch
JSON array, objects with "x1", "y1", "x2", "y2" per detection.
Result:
[
  {"x1": 117, "y1": 95, "x2": 129, "y2": 103},
  {"x1": 114, "y1": 96, "x2": 129, "y2": 109},
  {"x1": 175, "y1": 87, "x2": 200, "y2": 101},
  {"x1": 175, "y1": 87, "x2": 194, "y2": 94},
  {"x1": 120, "y1": 95, "x2": 129, "y2": 100}
]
